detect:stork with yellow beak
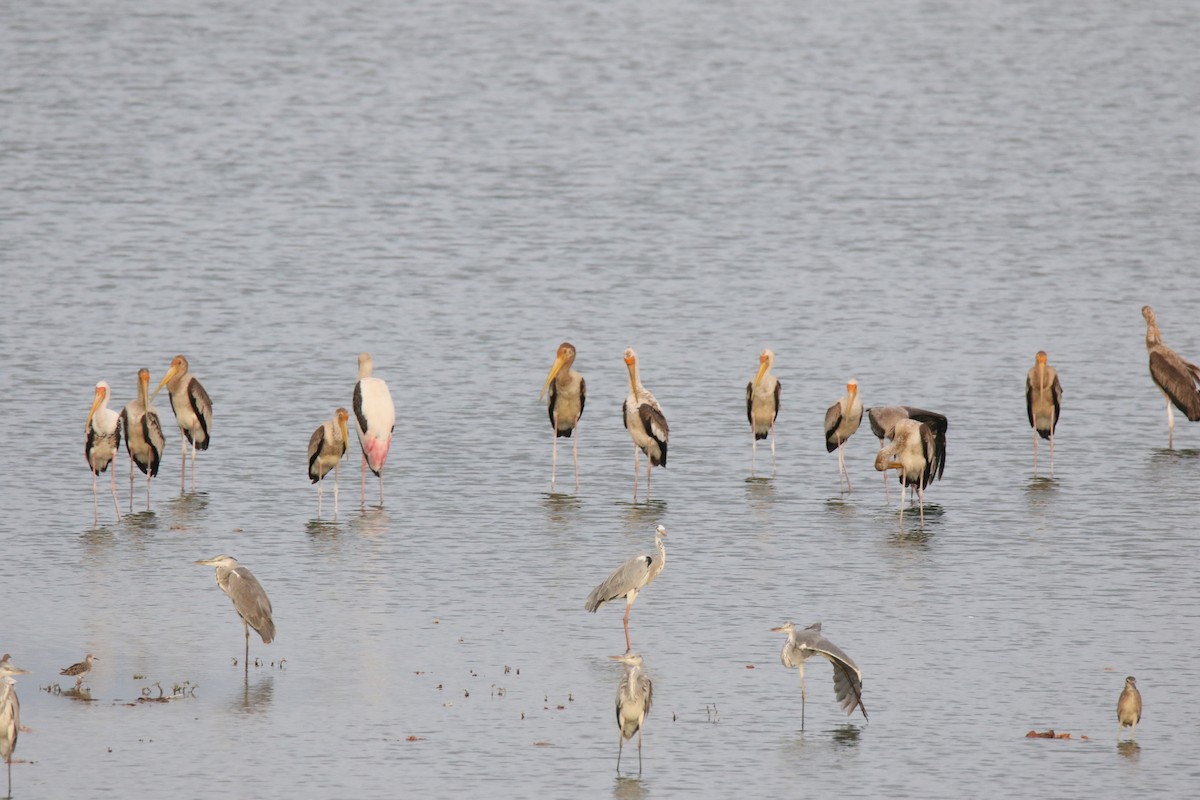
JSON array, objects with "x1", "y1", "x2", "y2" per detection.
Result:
[
  {"x1": 824, "y1": 379, "x2": 862, "y2": 492},
  {"x1": 746, "y1": 348, "x2": 781, "y2": 476},
  {"x1": 539, "y1": 342, "x2": 586, "y2": 492},
  {"x1": 119, "y1": 368, "x2": 166, "y2": 512},
  {"x1": 622, "y1": 348, "x2": 668, "y2": 501},
  {"x1": 152, "y1": 354, "x2": 212, "y2": 493},
  {"x1": 85, "y1": 381, "x2": 122, "y2": 524},
  {"x1": 308, "y1": 407, "x2": 350, "y2": 517}
]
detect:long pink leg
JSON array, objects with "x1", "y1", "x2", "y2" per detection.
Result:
[
  {"x1": 180, "y1": 437, "x2": 186, "y2": 494},
  {"x1": 317, "y1": 476, "x2": 324, "y2": 517},
  {"x1": 128, "y1": 453, "x2": 135, "y2": 513},
  {"x1": 92, "y1": 469, "x2": 99, "y2": 526},
  {"x1": 770, "y1": 419, "x2": 776, "y2": 474},
  {"x1": 646, "y1": 462, "x2": 651, "y2": 500},
  {"x1": 361, "y1": 454, "x2": 367, "y2": 509},
  {"x1": 550, "y1": 413, "x2": 559, "y2": 491},
  {"x1": 1049, "y1": 433, "x2": 1055, "y2": 475},
  {"x1": 109, "y1": 465, "x2": 121, "y2": 520},
  {"x1": 378, "y1": 470, "x2": 384, "y2": 507},
  {"x1": 333, "y1": 460, "x2": 340, "y2": 516},
  {"x1": 190, "y1": 440, "x2": 197, "y2": 492},
  {"x1": 751, "y1": 412, "x2": 758, "y2": 476},
  {"x1": 1032, "y1": 432, "x2": 1039, "y2": 475},
  {"x1": 623, "y1": 598, "x2": 634, "y2": 652},
  {"x1": 572, "y1": 421, "x2": 580, "y2": 492},
  {"x1": 632, "y1": 447, "x2": 640, "y2": 502}
]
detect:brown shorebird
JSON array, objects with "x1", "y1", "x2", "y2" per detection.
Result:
[
  {"x1": 1118, "y1": 675, "x2": 1142, "y2": 739},
  {"x1": 59, "y1": 654, "x2": 97, "y2": 689}
]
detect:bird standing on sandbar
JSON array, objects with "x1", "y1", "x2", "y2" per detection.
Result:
[
  {"x1": 308, "y1": 408, "x2": 349, "y2": 517},
  {"x1": 825, "y1": 379, "x2": 862, "y2": 493},
  {"x1": 540, "y1": 342, "x2": 586, "y2": 492},
  {"x1": 59, "y1": 654, "x2": 97, "y2": 689},
  {"x1": 622, "y1": 348, "x2": 668, "y2": 501},
  {"x1": 1026, "y1": 351, "x2": 1062, "y2": 475},
  {"x1": 611, "y1": 652, "x2": 653, "y2": 776},
  {"x1": 195, "y1": 555, "x2": 275, "y2": 666},
  {"x1": 585, "y1": 525, "x2": 667, "y2": 652},
  {"x1": 85, "y1": 381, "x2": 122, "y2": 524},
  {"x1": 1118, "y1": 675, "x2": 1142, "y2": 740},
  {"x1": 746, "y1": 348, "x2": 781, "y2": 476},
  {"x1": 153, "y1": 355, "x2": 212, "y2": 493},
  {"x1": 353, "y1": 353, "x2": 396, "y2": 509},
  {"x1": 1142, "y1": 305, "x2": 1200, "y2": 448},
  {"x1": 771, "y1": 622, "x2": 867, "y2": 731}
]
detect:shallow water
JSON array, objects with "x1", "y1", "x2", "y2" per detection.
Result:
[{"x1": 3, "y1": 0, "x2": 1200, "y2": 797}]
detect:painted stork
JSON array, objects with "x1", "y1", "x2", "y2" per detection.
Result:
[
  {"x1": 746, "y1": 348, "x2": 781, "y2": 476},
  {"x1": 85, "y1": 381, "x2": 122, "y2": 524},
  {"x1": 152, "y1": 355, "x2": 212, "y2": 492},
  {"x1": 1142, "y1": 305, "x2": 1200, "y2": 448},
  {"x1": 622, "y1": 348, "x2": 668, "y2": 501},
  {"x1": 118, "y1": 368, "x2": 166, "y2": 513},
  {"x1": 308, "y1": 407, "x2": 349, "y2": 517},
  {"x1": 1026, "y1": 351, "x2": 1062, "y2": 474},
  {"x1": 824, "y1": 379, "x2": 862, "y2": 492},
  {"x1": 353, "y1": 352, "x2": 395, "y2": 508},
  {"x1": 539, "y1": 342, "x2": 586, "y2": 492},
  {"x1": 874, "y1": 418, "x2": 944, "y2": 523},
  {"x1": 866, "y1": 406, "x2": 948, "y2": 501}
]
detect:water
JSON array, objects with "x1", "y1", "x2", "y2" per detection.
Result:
[{"x1": 3, "y1": 0, "x2": 1200, "y2": 796}]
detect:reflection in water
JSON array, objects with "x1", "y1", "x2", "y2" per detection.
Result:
[
  {"x1": 351, "y1": 507, "x2": 391, "y2": 537},
  {"x1": 234, "y1": 672, "x2": 274, "y2": 714},
  {"x1": 60, "y1": 687, "x2": 96, "y2": 702},
  {"x1": 1117, "y1": 739, "x2": 1141, "y2": 760},
  {"x1": 167, "y1": 491, "x2": 210, "y2": 533},
  {"x1": 122, "y1": 510, "x2": 159, "y2": 534},
  {"x1": 830, "y1": 723, "x2": 862, "y2": 747},
  {"x1": 613, "y1": 775, "x2": 648, "y2": 800},
  {"x1": 306, "y1": 517, "x2": 343, "y2": 538},
  {"x1": 744, "y1": 477, "x2": 776, "y2": 515},
  {"x1": 1150, "y1": 447, "x2": 1200, "y2": 464},
  {"x1": 621, "y1": 499, "x2": 667, "y2": 526},
  {"x1": 543, "y1": 492, "x2": 582, "y2": 525},
  {"x1": 80, "y1": 526, "x2": 116, "y2": 554}
]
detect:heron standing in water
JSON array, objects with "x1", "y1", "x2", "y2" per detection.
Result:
[
  {"x1": 195, "y1": 555, "x2": 275, "y2": 666},
  {"x1": 585, "y1": 525, "x2": 667, "y2": 652},
  {"x1": 0, "y1": 658, "x2": 30, "y2": 798},
  {"x1": 611, "y1": 652, "x2": 653, "y2": 776},
  {"x1": 771, "y1": 622, "x2": 867, "y2": 731}
]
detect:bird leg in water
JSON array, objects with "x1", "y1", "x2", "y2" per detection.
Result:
[
  {"x1": 837, "y1": 440, "x2": 852, "y2": 493},
  {"x1": 632, "y1": 447, "x2": 640, "y2": 502},
  {"x1": 333, "y1": 460, "x2": 340, "y2": 516},
  {"x1": 572, "y1": 422, "x2": 580, "y2": 492},
  {"x1": 190, "y1": 439, "x2": 197, "y2": 492},
  {"x1": 770, "y1": 419, "x2": 777, "y2": 476},
  {"x1": 637, "y1": 727, "x2": 643, "y2": 776},
  {"x1": 243, "y1": 619, "x2": 251, "y2": 671},
  {"x1": 551, "y1": 412, "x2": 559, "y2": 491},
  {"x1": 751, "y1": 413, "x2": 758, "y2": 476},
  {"x1": 360, "y1": 454, "x2": 367, "y2": 510},
  {"x1": 378, "y1": 472, "x2": 384, "y2": 508},
  {"x1": 109, "y1": 464, "x2": 121, "y2": 521},
  {"x1": 1166, "y1": 395, "x2": 1175, "y2": 449},
  {"x1": 317, "y1": 477, "x2": 324, "y2": 517},
  {"x1": 616, "y1": 734, "x2": 624, "y2": 773},
  {"x1": 1032, "y1": 432, "x2": 1040, "y2": 476},
  {"x1": 1049, "y1": 432, "x2": 1055, "y2": 475},
  {"x1": 623, "y1": 599, "x2": 634, "y2": 652},
  {"x1": 128, "y1": 454, "x2": 135, "y2": 513},
  {"x1": 92, "y1": 471, "x2": 100, "y2": 526},
  {"x1": 799, "y1": 662, "x2": 807, "y2": 732},
  {"x1": 645, "y1": 462, "x2": 652, "y2": 500}
]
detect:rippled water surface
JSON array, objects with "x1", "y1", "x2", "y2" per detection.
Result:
[{"x1": 3, "y1": 1, "x2": 1200, "y2": 797}]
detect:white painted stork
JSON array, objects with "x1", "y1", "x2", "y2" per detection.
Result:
[
  {"x1": 152, "y1": 354, "x2": 212, "y2": 493},
  {"x1": 1142, "y1": 305, "x2": 1200, "y2": 448},
  {"x1": 308, "y1": 407, "x2": 349, "y2": 517},
  {"x1": 353, "y1": 352, "x2": 395, "y2": 508},
  {"x1": 866, "y1": 406, "x2": 948, "y2": 501},
  {"x1": 1026, "y1": 351, "x2": 1062, "y2": 474},
  {"x1": 85, "y1": 381, "x2": 122, "y2": 524},
  {"x1": 622, "y1": 348, "x2": 668, "y2": 501},
  {"x1": 874, "y1": 418, "x2": 944, "y2": 523},
  {"x1": 119, "y1": 368, "x2": 166, "y2": 513},
  {"x1": 539, "y1": 341, "x2": 586, "y2": 492},
  {"x1": 746, "y1": 348, "x2": 781, "y2": 476},
  {"x1": 824, "y1": 379, "x2": 862, "y2": 492}
]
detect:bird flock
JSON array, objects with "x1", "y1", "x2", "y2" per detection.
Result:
[{"x1": 9, "y1": 306, "x2": 1185, "y2": 789}]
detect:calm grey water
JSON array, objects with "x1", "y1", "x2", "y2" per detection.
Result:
[{"x1": 3, "y1": 0, "x2": 1200, "y2": 797}]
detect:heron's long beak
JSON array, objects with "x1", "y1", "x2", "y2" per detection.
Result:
[
  {"x1": 770, "y1": 626, "x2": 785, "y2": 632},
  {"x1": 86, "y1": 387, "x2": 105, "y2": 430},
  {"x1": 539, "y1": 354, "x2": 568, "y2": 401},
  {"x1": 754, "y1": 359, "x2": 770, "y2": 386},
  {"x1": 194, "y1": 558, "x2": 218, "y2": 566},
  {"x1": 151, "y1": 364, "x2": 179, "y2": 403}
]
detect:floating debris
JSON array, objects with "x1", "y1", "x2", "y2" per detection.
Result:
[
  {"x1": 533, "y1": 741, "x2": 552, "y2": 747},
  {"x1": 1025, "y1": 730, "x2": 1072, "y2": 739},
  {"x1": 405, "y1": 735, "x2": 425, "y2": 742}
]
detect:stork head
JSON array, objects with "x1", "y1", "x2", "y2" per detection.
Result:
[{"x1": 540, "y1": 342, "x2": 577, "y2": 400}]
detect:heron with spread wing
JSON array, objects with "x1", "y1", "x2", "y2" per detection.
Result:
[{"x1": 772, "y1": 621, "x2": 867, "y2": 731}]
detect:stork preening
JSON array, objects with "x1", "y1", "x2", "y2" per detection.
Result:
[
  {"x1": 866, "y1": 406, "x2": 947, "y2": 503},
  {"x1": 85, "y1": 381, "x2": 122, "y2": 524},
  {"x1": 1026, "y1": 351, "x2": 1062, "y2": 475},
  {"x1": 119, "y1": 368, "x2": 166, "y2": 513},
  {"x1": 308, "y1": 408, "x2": 350, "y2": 517},
  {"x1": 585, "y1": 525, "x2": 667, "y2": 652},
  {"x1": 772, "y1": 622, "x2": 867, "y2": 731},
  {"x1": 746, "y1": 348, "x2": 781, "y2": 476},
  {"x1": 1142, "y1": 305, "x2": 1200, "y2": 448},
  {"x1": 824, "y1": 379, "x2": 862, "y2": 492},
  {"x1": 539, "y1": 342, "x2": 586, "y2": 492},
  {"x1": 353, "y1": 352, "x2": 396, "y2": 509},
  {"x1": 153, "y1": 355, "x2": 212, "y2": 493},
  {"x1": 622, "y1": 348, "x2": 668, "y2": 501},
  {"x1": 874, "y1": 418, "x2": 945, "y2": 523}
]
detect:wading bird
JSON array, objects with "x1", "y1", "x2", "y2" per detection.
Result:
[
  {"x1": 771, "y1": 622, "x2": 867, "y2": 731},
  {"x1": 874, "y1": 418, "x2": 944, "y2": 523},
  {"x1": 353, "y1": 353, "x2": 395, "y2": 508},
  {"x1": 59, "y1": 654, "x2": 97, "y2": 689},
  {"x1": 824, "y1": 379, "x2": 862, "y2": 492},
  {"x1": 152, "y1": 355, "x2": 212, "y2": 492},
  {"x1": 866, "y1": 406, "x2": 948, "y2": 501},
  {"x1": 1026, "y1": 351, "x2": 1062, "y2": 475},
  {"x1": 308, "y1": 407, "x2": 349, "y2": 517},
  {"x1": 611, "y1": 652, "x2": 653, "y2": 776},
  {"x1": 746, "y1": 348, "x2": 781, "y2": 476},
  {"x1": 1118, "y1": 676, "x2": 1142, "y2": 740},
  {"x1": 539, "y1": 342, "x2": 586, "y2": 492},
  {"x1": 195, "y1": 555, "x2": 275, "y2": 666},
  {"x1": 0, "y1": 659, "x2": 29, "y2": 798},
  {"x1": 585, "y1": 525, "x2": 667, "y2": 652},
  {"x1": 85, "y1": 381, "x2": 122, "y2": 524},
  {"x1": 119, "y1": 368, "x2": 166, "y2": 513},
  {"x1": 1142, "y1": 305, "x2": 1200, "y2": 448},
  {"x1": 622, "y1": 348, "x2": 668, "y2": 501}
]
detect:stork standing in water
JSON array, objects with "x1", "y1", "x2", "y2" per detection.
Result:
[
  {"x1": 85, "y1": 381, "x2": 122, "y2": 524},
  {"x1": 866, "y1": 406, "x2": 948, "y2": 502},
  {"x1": 771, "y1": 622, "x2": 867, "y2": 731},
  {"x1": 119, "y1": 368, "x2": 166, "y2": 513},
  {"x1": 622, "y1": 348, "x2": 668, "y2": 501},
  {"x1": 353, "y1": 352, "x2": 396, "y2": 508},
  {"x1": 611, "y1": 652, "x2": 653, "y2": 776},
  {"x1": 874, "y1": 418, "x2": 943, "y2": 523},
  {"x1": 1142, "y1": 305, "x2": 1200, "y2": 448},
  {"x1": 824, "y1": 379, "x2": 862, "y2": 492},
  {"x1": 746, "y1": 348, "x2": 781, "y2": 476},
  {"x1": 1026, "y1": 351, "x2": 1062, "y2": 475},
  {"x1": 539, "y1": 342, "x2": 586, "y2": 492},
  {"x1": 585, "y1": 525, "x2": 667, "y2": 652},
  {"x1": 153, "y1": 355, "x2": 212, "y2": 492},
  {"x1": 308, "y1": 408, "x2": 349, "y2": 517}
]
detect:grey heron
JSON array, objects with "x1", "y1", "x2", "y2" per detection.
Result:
[
  {"x1": 151, "y1": 355, "x2": 212, "y2": 493},
  {"x1": 746, "y1": 348, "x2": 781, "y2": 476},
  {"x1": 771, "y1": 622, "x2": 866, "y2": 731},
  {"x1": 1118, "y1": 676, "x2": 1141, "y2": 739},
  {"x1": 611, "y1": 652, "x2": 653, "y2": 776},
  {"x1": 1142, "y1": 306, "x2": 1200, "y2": 448},
  {"x1": 353, "y1": 353, "x2": 396, "y2": 508},
  {"x1": 866, "y1": 406, "x2": 948, "y2": 502},
  {"x1": 85, "y1": 381, "x2": 122, "y2": 524},
  {"x1": 0, "y1": 659, "x2": 29, "y2": 798},
  {"x1": 1026, "y1": 351, "x2": 1062, "y2": 475},
  {"x1": 824, "y1": 380, "x2": 862, "y2": 492},
  {"x1": 585, "y1": 525, "x2": 667, "y2": 652},
  {"x1": 59, "y1": 654, "x2": 97, "y2": 689},
  {"x1": 195, "y1": 555, "x2": 275, "y2": 665},
  {"x1": 622, "y1": 348, "x2": 668, "y2": 501},
  {"x1": 308, "y1": 407, "x2": 350, "y2": 517},
  {"x1": 119, "y1": 368, "x2": 166, "y2": 513},
  {"x1": 539, "y1": 342, "x2": 586, "y2": 492}
]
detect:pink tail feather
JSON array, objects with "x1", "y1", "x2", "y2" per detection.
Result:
[{"x1": 363, "y1": 435, "x2": 392, "y2": 474}]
